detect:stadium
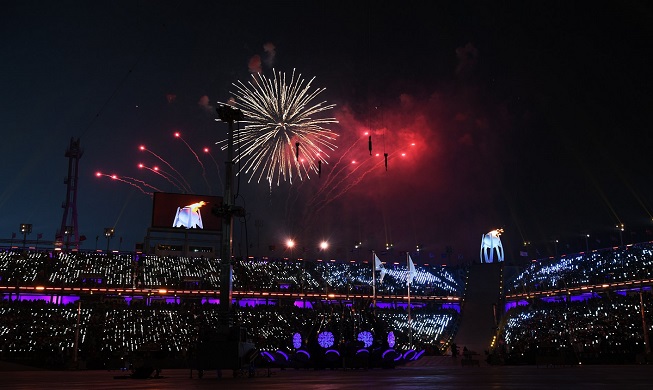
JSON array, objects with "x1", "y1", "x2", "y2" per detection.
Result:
[
  {"x1": 3, "y1": 4, "x2": 653, "y2": 386},
  {"x1": 1, "y1": 89, "x2": 651, "y2": 381},
  {"x1": 1, "y1": 232, "x2": 651, "y2": 375},
  {"x1": 1, "y1": 114, "x2": 652, "y2": 379}
]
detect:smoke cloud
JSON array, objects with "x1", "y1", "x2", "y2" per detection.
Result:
[
  {"x1": 197, "y1": 95, "x2": 214, "y2": 113},
  {"x1": 455, "y1": 42, "x2": 478, "y2": 76},
  {"x1": 248, "y1": 55, "x2": 262, "y2": 74},
  {"x1": 263, "y1": 42, "x2": 276, "y2": 67}
]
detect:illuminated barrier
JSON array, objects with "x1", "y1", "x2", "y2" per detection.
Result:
[
  {"x1": 402, "y1": 349, "x2": 416, "y2": 361},
  {"x1": 381, "y1": 348, "x2": 401, "y2": 362},
  {"x1": 324, "y1": 349, "x2": 341, "y2": 363},
  {"x1": 260, "y1": 351, "x2": 275, "y2": 362},
  {"x1": 293, "y1": 349, "x2": 311, "y2": 364},
  {"x1": 412, "y1": 350, "x2": 426, "y2": 361},
  {"x1": 274, "y1": 350, "x2": 289, "y2": 363}
]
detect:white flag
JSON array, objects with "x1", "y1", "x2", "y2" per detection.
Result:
[
  {"x1": 374, "y1": 254, "x2": 383, "y2": 270},
  {"x1": 374, "y1": 253, "x2": 386, "y2": 283},
  {"x1": 407, "y1": 255, "x2": 416, "y2": 285}
]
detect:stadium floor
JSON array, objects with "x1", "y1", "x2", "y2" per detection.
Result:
[{"x1": 2, "y1": 358, "x2": 653, "y2": 390}]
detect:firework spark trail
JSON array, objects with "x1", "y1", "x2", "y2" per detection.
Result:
[
  {"x1": 307, "y1": 155, "x2": 377, "y2": 215},
  {"x1": 204, "y1": 148, "x2": 224, "y2": 194},
  {"x1": 119, "y1": 175, "x2": 163, "y2": 192},
  {"x1": 175, "y1": 132, "x2": 211, "y2": 194},
  {"x1": 307, "y1": 134, "x2": 366, "y2": 208},
  {"x1": 311, "y1": 154, "x2": 391, "y2": 216},
  {"x1": 96, "y1": 173, "x2": 154, "y2": 196},
  {"x1": 138, "y1": 164, "x2": 185, "y2": 192},
  {"x1": 156, "y1": 167, "x2": 192, "y2": 193},
  {"x1": 306, "y1": 154, "x2": 372, "y2": 211},
  {"x1": 285, "y1": 178, "x2": 308, "y2": 221},
  {"x1": 139, "y1": 145, "x2": 193, "y2": 193},
  {"x1": 217, "y1": 69, "x2": 339, "y2": 188},
  {"x1": 305, "y1": 151, "x2": 399, "y2": 225}
]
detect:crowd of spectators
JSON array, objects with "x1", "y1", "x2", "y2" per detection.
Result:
[
  {"x1": 0, "y1": 298, "x2": 458, "y2": 369},
  {"x1": 496, "y1": 292, "x2": 652, "y2": 364},
  {"x1": 0, "y1": 250, "x2": 463, "y2": 296},
  {"x1": 508, "y1": 242, "x2": 653, "y2": 294}
]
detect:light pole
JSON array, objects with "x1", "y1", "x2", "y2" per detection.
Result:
[
  {"x1": 215, "y1": 104, "x2": 245, "y2": 317},
  {"x1": 386, "y1": 242, "x2": 394, "y2": 262},
  {"x1": 286, "y1": 239, "x2": 298, "y2": 292},
  {"x1": 353, "y1": 241, "x2": 362, "y2": 259},
  {"x1": 20, "y1": 224, "x2": 32, "y2": 251},
  {"x1": 617, "y1": 223, "x2": 625, "y2": 246},
  {"x1": 319, "y1": 240, "x2": 329, "y2": 293},
  {"x1": 584, "y1": 233, "x2": 590, "y2": 253},
  {"x1": 255, "y1": 219, "x2": 263, "y2": 256},
  {"x1": 64, "y1": 226, "x2": 73, "y2": 251},
  {"x1": 104, "y1": 228, "x2": 115, "y2": 252}
]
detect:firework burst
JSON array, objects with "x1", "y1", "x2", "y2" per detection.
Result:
[{"x1": 218, "y1": 69, "x2": 339, "y2": 187}]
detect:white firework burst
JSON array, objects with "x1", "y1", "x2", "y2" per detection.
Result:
[{"x1": 217, "y1": 69, "x2": 339, "y2": 186}]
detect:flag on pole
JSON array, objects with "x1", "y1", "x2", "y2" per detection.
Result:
[
  {"x1": 37, "y1": 233, "x2": 43, "y2": 240},
  {"x1": 374, "y1": 253, "x2": 386, "y2": 283},
  {"x1": 407, "y1": 255, "x2": 416, "y2": 285},
  {"x1": 12, "y1": 232, "x2": 16, "y2": 239}
]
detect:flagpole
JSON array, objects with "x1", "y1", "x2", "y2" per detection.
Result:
[
  {"x1": 372, "y1": 250, "x2": 377, "y2": 316},
  {"x1": 407, "y1": 253, "x2": 412, "y2": 347}
]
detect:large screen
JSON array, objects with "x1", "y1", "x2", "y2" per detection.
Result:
[{"x1": 151, "y1": 192, "x2": 222, "y2": 232}]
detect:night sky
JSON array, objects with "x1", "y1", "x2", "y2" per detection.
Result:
[{"x1": 2, "y1": 1, "x2": 653, "y2": 264}]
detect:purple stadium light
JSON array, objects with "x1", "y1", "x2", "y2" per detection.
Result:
[
  {"x1": 358, "y1": 331, "x2": 373, "y2": 348},
  {"x1": 387, "y1": 331, "x2": 396, "y2": 348},
  {"x1": 318, "y1": 331, "x2": 335, "y2": 348},
  {"x1": 292, "y1": 332, "x2": 302, "y2": 349},
  {"x1": 276, "y1": 350, "x2": 289, "y2": 361}
]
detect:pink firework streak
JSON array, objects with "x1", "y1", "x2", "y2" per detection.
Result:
[
  {"x1": 95, "y1": 172, "x2": 159, "y2": 196},
  {"x1": 313, "y1": 152, "x2": 394, "y2": 214},
  {"x1": 138, "y1": 163, "x2": 186, "y2": 192},
  {"x1": 203, "y1": 147, "x2": 224, "y2": 194},
  {"x1": 174, "y1": 132, "x2": 211, "y2": 194},
  {"x1": 308, "y1": 133, "x2": 366, "y2": 206},
  {"x1": 303, "y1": 156, "x2": 379, "y2": 225},
  {"x1": 139, "y1": 145, "x2": 193, "y2": 193}
]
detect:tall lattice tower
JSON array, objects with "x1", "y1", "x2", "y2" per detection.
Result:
[{"x1": 56, "y1": 138, "x2": 83, "y2": 250}]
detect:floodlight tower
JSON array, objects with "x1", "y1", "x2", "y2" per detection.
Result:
[
  {"x1": 214, "y1": 105, "x2": 245, "y2": 318},
  {"x1": 56, "y1": 138, "x2": 83, "y2": 250}
]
